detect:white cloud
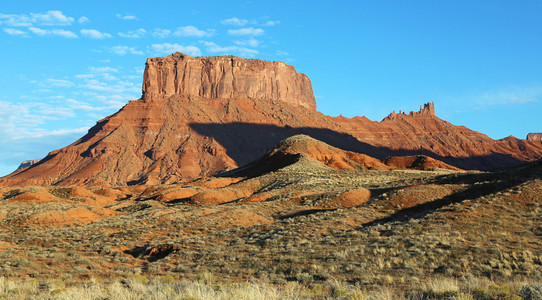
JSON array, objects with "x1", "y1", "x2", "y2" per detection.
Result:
[
  {"x1": 173, "y1": 26, "x2": 214, "y2": 37},
  {"x1": 81, "y1": 29, "x2": 112, "y2": 39},
  {"x1": 261, "y1": 20, "x2": 280, "y2": 26},
  {"x1": 151, "y1": 43, "x2": 201, "y2": 56},
  {"x1": 108, "y1": 45, "x2": 144, "y2": 55},
  {"x1": 0, "y1": 100, "x2": 84, "y2": 141},
  {"x1": 75, "y1": 74, "x2": 94, "y2": 79},
  {"x1": 227, "y1": 27, "x2": 264, "y2": 36},
  {"x1": 66, "y1": 99, "x2": 108, "y2": 112},
  {"x1": 46, "y1": 78, "x2": 74, "y2": 87},
  {"x1": 40, "y1": 106, "x2": 75, "y2": 118},
  {"x1": 152, "y1": 28, "x2": 171, "y2": 38},
  {"x1": 3, "y1": 28, "x2": 26, "y2": 36},
  {"x1": 78, "y1": 73, "x2": 140, "y2": 94},
  {"x1": 234, "y1": 38, "x2": 260, "y2": 47},
  {"x1": 28, "y1": 27, "x2": 78, "y2": 38},
  {"x1": 276, "y1": 50, "x2": 289, "y2": 56},
  {"x1": 78, "y1": 16, "x2": 89, "y2": 24},
  {"x1": 221, "y1": 17, "x2": 250, "y2": 26},
  {"x1": 28, "y1": 27, "x2": 48, "y2": 36},
  {"x1": 89, "y1": 66, "x2": 118, "y2": 73},
  {"x1": 25, "y1": 127, "x2": 89, "y2": 139},
  {"x1": 118, "y1": 28, "x2": 146, "y2": 38},
  {"x1": 200, "y1": 41, "x2": 258, "y2": 57},
  {"x1": 75, "y1": 66, "x2": 122, "y2": 82},
  {"x1": 52, "y1": 29, "x2": 78, "y2": 38},
  {"x1": 116, "y1": 13, "x2": 137, "y2": 20},
  {"x1": 473, "y1": 86, "x2": 542, "y2": 107},
  {"x1": 0, "y1": 64, "x2": 146, "y2": 172},
  {"x1": 0, "y1": 10, "x2": 74, "y2": 27}
]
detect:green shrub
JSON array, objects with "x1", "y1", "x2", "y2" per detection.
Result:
[
  {"x1": 131, "y1": 274, "x2": 149, "y2": 284},
  {"x1": 295, "y1": 272, "x2": 312, "y2": 283},
  {"x1": 160, "y1": 275, "x2": 175, "y2": 284}
]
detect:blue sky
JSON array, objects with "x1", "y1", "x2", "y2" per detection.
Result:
[{"x1": 1, "y1": 1, "x2": 541, "y2": 176}]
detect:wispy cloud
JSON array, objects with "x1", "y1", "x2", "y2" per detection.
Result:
[
  {"x1": 46, "y1": 78, "x2": 74, "y2": 87},
  {"x1": 25, "y1": 127, "x2": 89, "y2": 138},
  {"x1": 227, "y1": 27, "x2": 264, "y2": 36},
  {"x1": 51, "y1": 29, "x2": 78, "y2": 38},
  {"x1": 0, "y1": 100, "x2": 85, "y2": 141},
  {"x1": 81, "y1": 29, "x2": 112, "y2": 39},
  {"x1": 173, "y1": 26, "x2": 214, "y2": 37},
  {"x1": 28, "y1": 27, "x2": 47, "y2": 35},
  {"x1": 471, "y1": 86, "x2": 542, "y2": 108},
  {"x1": 276, "y1": 50, "x2": 289, "y2": 56},
  {"x1": 75, "y1": 74, "x2": 94, "y2": 79},
  {"x1": 200, "y1": 41, "x2": 258, "y2": 57},
  {"x1": 3, "y1": 28, "x2": 27, "y2": 36},
  {"x1": 89, "y1": 66, "x2": 118, "y2": 73},
  {"x1": 29, "y1": 27, "x2": 78, "y2": 38},
  {"x1": 234, "y1": 38, "x2": 260, "y2": 47},
  {"x1": 108, "y1": 45, "x2": 144, "y2": 55},
  {"x1": 152, "y1": 28, "x2": 171, "y2": 38},
  {"x1": 0, "y1": 63, "x2": 145, "y2": 172},
  {"x1": 151, "y1": 43, "x2": 201, "y2": 56},
  {"x1": 78, "y1": 16, "x2": 89, "y2": 24},
  {"x1": 118, "y1": 28, "x2": 146, "y2": 38},
  {"x1": 261, "y1": 20, "x2": 279, "y2": 26},
  {"x1": 82, "y1": 79, "x2": 138, "y2": 93},
  {"x1": 221, "y1": 17, "x2": 250, "y2": 26},
  {"x1": 0, "y1": 10, "x2": 74, "y2": 27},
  {"x1": 66, "y1": 98, "x2": 108, "y2": 112},
  {"x1": 116, "y1": 13, "x2": 137, "y2": 20},
  {"x1": 40, "y1": 106, "x2": 76, "y2": 118}
]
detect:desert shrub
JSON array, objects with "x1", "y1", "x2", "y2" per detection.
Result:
[
  {"x1": 473, "y1": 284, "x2": 516, "y2": 299},
  {"x1": 160, "y1": 275, "x2": 175, "y2": 284},
  {"x1": 306, "y1": 283, "x2": 327, "y2": 295},
  {"x1": 12, "y1": 257, "x2": 32, "y2": 268},
  {"x1": 518, "y1": 284, "x2": 542, "y2": 300},
  {"x1": 423, "y1": 277, "x2": 460, "y2": 297},
  {"x1": 74, "y1": 258, "x2": 90, "y2": 264},
  {"x1": 295, "y1": 272, "x2": 312, "y2": 283},
  {"x1": 196, "y1": 272, "x2": 214, "y2": 285}
]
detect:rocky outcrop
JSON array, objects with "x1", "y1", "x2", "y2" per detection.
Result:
[
  {"x1": 15, "y1": 159, "x2": 41, "y2": 171},
  {"x1": 383, "y1": 101, "x2": 435, "y2": 120},
  {"x1": 527, "y1": 133, "x2": 542, "y2": 142},
  {"x1": 142, "y1": 52, "x2": 316, "y2": 111},
  {"x1": 331, "y1": 103, "x2": 542, "y2": 169}
]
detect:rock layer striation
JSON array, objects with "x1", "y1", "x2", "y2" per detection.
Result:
[{"x1": 142, "y1": 52, "x2": 316, "y2": 111}]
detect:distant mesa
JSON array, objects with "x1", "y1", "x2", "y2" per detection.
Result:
[
  {"x1": 527, "y1": 133, "x2": 542, "y2": 142},
  {"x1": 143, "y1": 52, "x2": 316, "y2": 111},
  {"x1": 1, "y1": 52, "x2": 542, "y2": 187},
  {"x1": 15, "y1": 159, "x2": 41, "y2": 172}
]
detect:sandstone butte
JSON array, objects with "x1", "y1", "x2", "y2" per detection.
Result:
[
  {"x1": 527, "y1": 133, "x2": 542, "y2": 142},
  {"x1": 1, "y1": 52, "x2": 542, "y2": 187}
]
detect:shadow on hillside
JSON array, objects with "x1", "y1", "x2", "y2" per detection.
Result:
[
  {"x1": 360, "y1": 162, "x2": 541, "y2": 227},
  {"x1": 189, "y1": 122, "x2": 525, "y2": 171}
]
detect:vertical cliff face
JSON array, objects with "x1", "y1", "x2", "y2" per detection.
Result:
[
  {"x1": 142, "y1": 52, "x2": 317, "y2": 111},
  {"x1": 527, "y1": 133, "x2": 542, "y2": 142}
]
